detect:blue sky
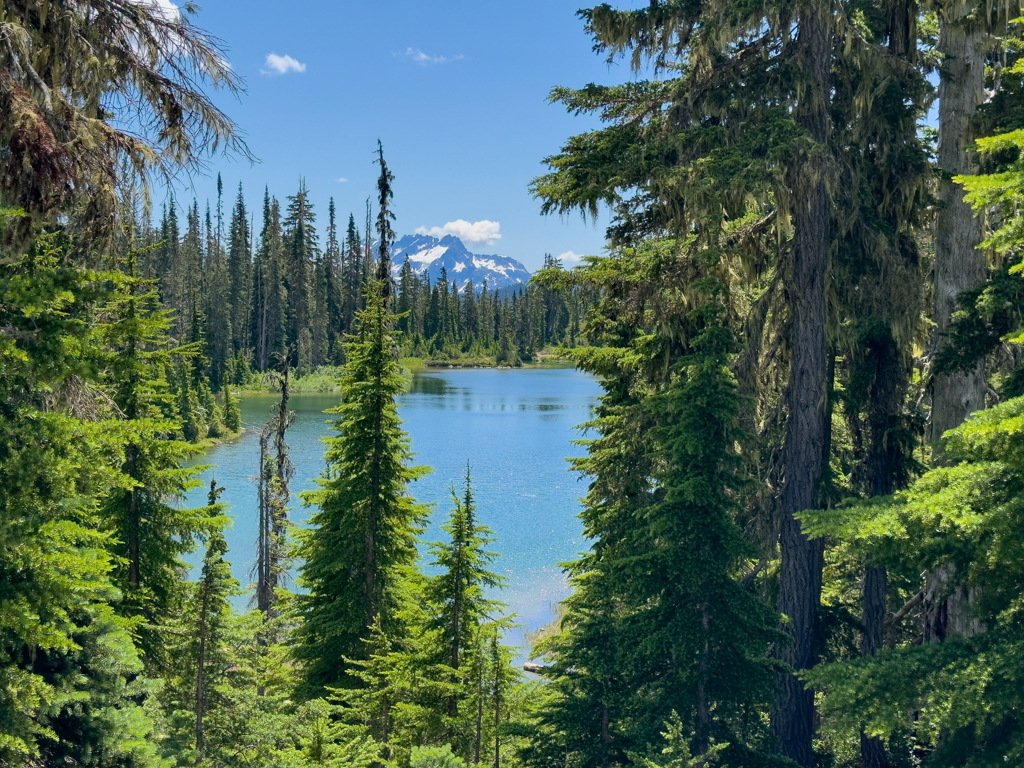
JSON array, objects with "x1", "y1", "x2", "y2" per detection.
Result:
[{"x1": 163, "y1": 0, "x2": 647, "y2": 272}]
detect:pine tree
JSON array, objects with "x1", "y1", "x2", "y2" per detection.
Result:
[{"x1": 295, "y1": 280, "x2": 429, "y2": 696}]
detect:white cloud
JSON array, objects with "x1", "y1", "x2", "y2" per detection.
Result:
[
  {"x1": 262, "y1": 53, "x2": 306, "y2": 76},
  {"x1": 557, "y1": 251, "x2": 586, "y2": 264},
  {"x1": 336, "y1": 177, "x2": 348, "y2": 183},
  {"x1": 415, "y1": 220, "x2": 501, "y2": 245},
  {"x1": 147, "y1": 0, "x2": 180, "y2": 20},
  {"x1": 396, "y1": 47, "x2": 464, "y2": 66}
]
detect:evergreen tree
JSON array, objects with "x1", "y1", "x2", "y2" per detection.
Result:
[
  {"x1": 283, "y1": 180, "x2": 318, "y2": 350},
  {"x1": 95, "y1": 248, "x2": 225, "y2": 662},
  {"x1": 223, "y1": 380, "x2": 241, "y2": 433},
  {"x1": 425, "y1": 468, "x2": 505, "y2": 732},
  {"x1": 344, "y1": 213, "x2": 364, "y2": 327},
  {"x1": 325, "y1": 198, "x2": 345, "y2": 358},
  {"x1": 376, "y1": 141, "x2": 397, "y2": 299},
  {"x1": 227, "y1": 182, "x2": 251, "y2": 354},
  {"x1": 295, "y1": 280, "x2": 429, "y2": 696},
  {"x1": 0, "y1": 230, "x2": 165, "y2": 766},
  {"x1": 252, "y1": 191, "x2": 287, "y2": 372}
]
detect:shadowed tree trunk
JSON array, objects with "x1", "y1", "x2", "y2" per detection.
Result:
[
  {"x1": 772, "y1": 0, "x2": 833, "y2": 764},
  {"x1": 861, "y1": 328, "x2": 904, "y2": 768}
]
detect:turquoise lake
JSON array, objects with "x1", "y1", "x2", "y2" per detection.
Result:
[{"x1": 183, "y1": 367, "x2": 602, "y2": 641}]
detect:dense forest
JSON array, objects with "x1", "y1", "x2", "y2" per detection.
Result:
[
  {"x1": 4, "y1": 1, "x2": 1024, "y2": 768},
  {"x1": 143, "y1": 178, "x2": 591, "y2": 392}
]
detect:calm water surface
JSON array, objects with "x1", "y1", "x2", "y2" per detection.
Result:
[{"x1": 183, "y1": 367, "x2": 601, "y2": 636}]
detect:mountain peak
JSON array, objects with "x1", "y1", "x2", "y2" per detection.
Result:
[{"x1": 390, "y1": 234, "x2": 530, "y2": 291}]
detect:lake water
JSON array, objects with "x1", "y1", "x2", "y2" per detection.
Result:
[{"x1": 183, "y1": 367, "x2": 601, "y2": 639}]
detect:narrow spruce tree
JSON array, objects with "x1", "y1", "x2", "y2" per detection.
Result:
[
  {"x1": 526, "y1": 294, "x2": 782, "y2": 768},
  {"x1": 375, "y1": 141, "x2": 397, "y2": 300},
  {"x1": 193, "y1": 480, "x2": 231, "y2": 763},
  {"x1": 425, "y1": 467, "x2": 505, "y2": 726},
  {"x1": 222, "y1": 379, "x2": 241, "y2": 433},
  {"x1": 295, "y1": 280, "x2": 429, "y2": 696}
]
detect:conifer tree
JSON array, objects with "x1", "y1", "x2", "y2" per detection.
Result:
[
  {"x1": 325, "y1": 198, "x2": 344, "y2": 358},
  {"x1": 425, "y1": 468, "x2": 505, "y2": 729},
  {"x1": 0, "y1": 230, "x2": 165, "y2": 766},
  {"x1": 255, "y1": 347, "x2": 295, "y2": 619},
  {"x1": 344, "y1": 213, "x2": 364, "y2": 326},
  {"x1": 223, "y1": 380, "x2": 241, "y2": 433},
  {"x1": 95, "y1": 248, "x2": 224, "y2": 662},
  {"x1": 376, "y1": 141, "x2": 397, "y2": 300},
  {"x1": 253, "y1": 191, "x2": 287, "y2": 372},
  {"x1": 193, "y1": 480, "x2": 231, "y2": 762},
  {"x1": 284, "y1": 180, "x2": 318, "y2": 349},
  {"x1": 627, "y1": 308, "x2": 779, "y2": 760},
  {"x1": 227, "y1": 182, "x2": 251, "y2": 354},
  {"x1": 295, "y1": 280, "x2": 428, "y2": 695}
]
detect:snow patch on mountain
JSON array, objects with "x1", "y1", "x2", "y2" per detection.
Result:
[{"x1": 389, "y1": 234, "x2": 531, "y2": 291}]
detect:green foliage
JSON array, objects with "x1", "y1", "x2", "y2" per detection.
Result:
[
  {"x1": 0, "y1": 233, "x2": 164, "y2": 766},
  {"x1": 943, "y1": 129, "x2": 1024, "y2": 395},
  {"x1": 294, "y1": 280, "x2": 429, "y2": 695},
  {"x1": 628, "y1": 712, "x2": 728, "y2": 768},
  {"x1": 411, "y1": 744, "x2": 467, "y2": 768},
  {"x1": 223, "y1": 383, "x2": 242, "y2": 432},
  {"x1": 802, "y1": 396, "x2": 1024, "y2": 765},
  {"x1": 94, "y1": 251, "x2": 226, "y2": 662}
]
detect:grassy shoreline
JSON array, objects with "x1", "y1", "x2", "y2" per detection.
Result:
[{"x1": 231, "y1": 351, "x2": 577, "y2": 394}]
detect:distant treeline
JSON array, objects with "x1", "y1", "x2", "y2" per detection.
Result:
[{"x1": 142, "y1": 177, "x2": 593, "y2": 386}]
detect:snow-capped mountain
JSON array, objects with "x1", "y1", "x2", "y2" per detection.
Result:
[{"x1": 389, "y1": 234, "x2": 531, "y2": 291}]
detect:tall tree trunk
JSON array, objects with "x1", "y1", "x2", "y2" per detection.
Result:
[
  {"x1": 493, "y1": 659, "x2": 501, "y2": 768},
  {"x1": 925, "y1": 0, "x2": 988, "y2": 643},
  {"x1": 475, "y1": 651, "x2": 484, "y2": 765},
  {"x1": 772, "y1": 1, "x2": 832, "y2": 764},
  {"x1": 860, "y1": 328, "x2": 903, "y2": 768},
  {"x1": 256, "y1": 428, "x2": 272, "y2": 617},
  {"x1": 860, "y1": 563, "x2": 889, "y2": 768},
  {"x1": 195, "y1": 568, "x2": 211, "y2": 764},
  {"x1": 931, "y1": 3, "x2": 987, "y2": 448}
]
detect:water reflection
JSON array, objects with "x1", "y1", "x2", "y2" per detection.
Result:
[{"x1": 185, "y1": 367, "x2": 602, "y2": 640}]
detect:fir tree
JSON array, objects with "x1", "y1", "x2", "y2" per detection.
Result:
[
  {"x1": 284, "y1": 180, "x2": 318, "y2": 350},
  {"x1": 425, "y1": 467, "x2": 505, "y2": 728},
  {"x1": 227, "y1": 182, "x2": 251, "y2": 354},
  {"x1": 344, "y1": 213, "x2": 364, "y2": 327},
  {"x1": 375, "y1": 141, "x2": 397, "y2": 299},
  {"x1": 223, "y1": 380, "x2": 241, "y2": 433},
  {"x1": 295, "y1": 280, "x2": 429, "y2": 696}
]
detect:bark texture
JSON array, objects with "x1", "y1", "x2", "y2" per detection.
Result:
[
  {"x1": 931, "y1": 7, "x2": 987, "y2": 449},
  {"x1": 926, "y1": 1, "x2": 988, "y2": 644},
  {"x1": 772, "y1": 1, "x2": 832, "y2": 764}
]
